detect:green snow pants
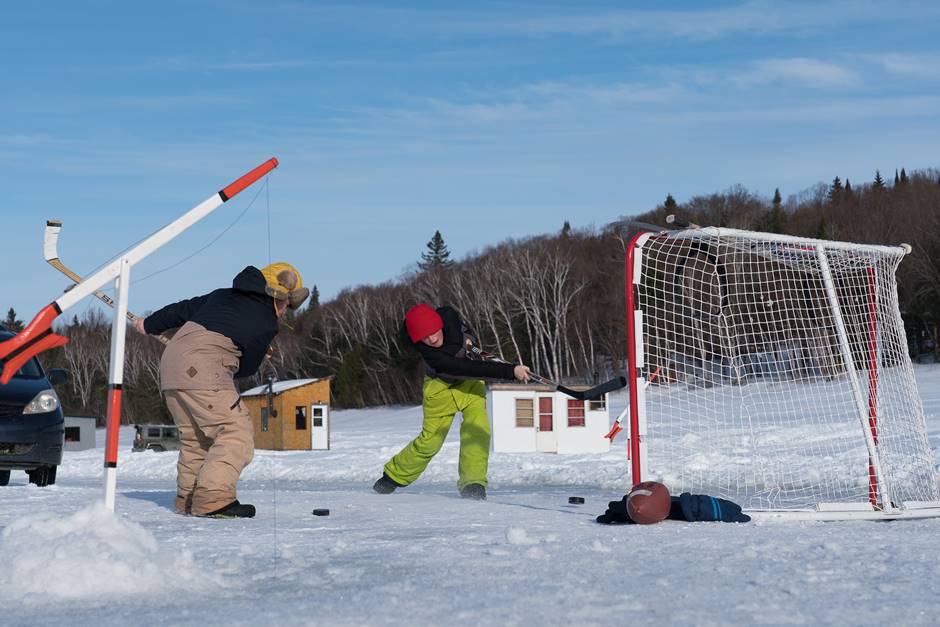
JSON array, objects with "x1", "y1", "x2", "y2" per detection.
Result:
[{"x1": 384, "y1": 377, "x2": 491, "y2": 489}]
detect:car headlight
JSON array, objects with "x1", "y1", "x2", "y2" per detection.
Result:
[{"x1": 23, "y1": 390, "x2": 60, "y2": 414}]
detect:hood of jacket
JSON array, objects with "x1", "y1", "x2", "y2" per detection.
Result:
[{"x1": 231, "y1": 266, "x2": 269, "y2": 297}]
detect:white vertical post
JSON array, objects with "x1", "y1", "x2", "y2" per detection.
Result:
[
  {"x1": 816, "y1": 245, "x2": 892, "y2": 510},
  {"x1": 103, "y1": 257, "x2": 131, "y2": 511}
]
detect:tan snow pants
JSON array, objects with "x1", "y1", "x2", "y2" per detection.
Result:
[{"x1": 164, "y1": 389, "x2": 255, "y2": 516}]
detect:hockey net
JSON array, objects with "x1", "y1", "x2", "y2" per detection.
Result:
[{"x1": 625, "y1": 227, "x2": 939, "y2": 517}]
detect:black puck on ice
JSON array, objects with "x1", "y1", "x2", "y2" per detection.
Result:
[
  {"x1": 568, "y1": 496, "x2": 585, "y2": 505},
  {"x1": 312, "y1": 508, "x2": 330, "y2": 516}
]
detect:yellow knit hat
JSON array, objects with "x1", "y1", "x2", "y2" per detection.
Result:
[{"x1": 260, "y1": 262, "x2": 309, "y2": 310}]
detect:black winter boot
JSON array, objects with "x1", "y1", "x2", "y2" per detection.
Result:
[
  {"x1": 460, "y1": 484, "x2": 487, "y2": 500},
  {"x1": 373, "y1": 473, "x2": 402, "y2": 494},
  {"x1": 202, "y1": 500, "x2": 256, "y2": 519}
]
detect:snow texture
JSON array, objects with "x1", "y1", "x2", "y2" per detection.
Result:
[{"x1": 1, "y1": 366, "x2": 940, "y2": 625}]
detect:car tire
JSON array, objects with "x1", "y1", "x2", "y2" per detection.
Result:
[
  {"x1": 27, "y1": 465, "x2": 57, "y2": 487},
  {"x1": 0, "y1": 470, "x2": 9, "y2": 486}
]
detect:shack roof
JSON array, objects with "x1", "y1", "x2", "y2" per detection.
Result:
[{"x1": 241, "y1": 377, "x2": 331, "y2": 398}]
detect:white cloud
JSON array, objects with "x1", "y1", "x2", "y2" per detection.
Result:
[
  {"x1": 865, "y1": 53, "x2": 940, "y2": 80},
  {"x1": 289, "y1": 1, "x2": 940, "y2": 42},
  {"x1": 735, "y1": 58, "x2": 860, "y2": 88}
]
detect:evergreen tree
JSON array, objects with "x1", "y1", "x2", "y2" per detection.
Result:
[
  {"x1": 828, "y1": 176, "x2": 843, "y2": 203},
  {"x1": 561, "y1": 221, "x2": 572, "y2": 239},
  {"x1": 873, "y1": 170, "x2": 886, "y2": 189},
  {"x1": 664, "y1": 194, "x2": 678, "y2": 212},
  {"x1": 767, "y1": 187, "x2": 784, "y2": 233},
  {"x1": 894, "y1": 169, "x2": 900, "y2": 186},
  {"x1": 308, "y1": 285, "x2": 320, "y2": 310},
  {"x1": 900, "y1": 168, "x2": 909, "y2": 184},
  {"x1": 3, "y1": 308, "x2": 24, "y2": 332},
  {"x1": 844, "y1": 178, "x2": 852, "y2": 195},
  {"x1": 419, "y1": 230, "x2": 455, "y2": 272},
  {"x1": 815, "y1": 216, "x2": 828, "y2": 240}
]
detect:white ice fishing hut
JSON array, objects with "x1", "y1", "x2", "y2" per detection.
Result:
[
  {"x1": 63, "y1": 415, "x2": 99, "y2": 452},
  {"x1": 487, "y1": 383, "x2": 611, "y2": 454}
]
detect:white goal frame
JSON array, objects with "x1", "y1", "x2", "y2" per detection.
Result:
[{"x1": 624, "y1": 227, "x2": 940, "y2": 521}]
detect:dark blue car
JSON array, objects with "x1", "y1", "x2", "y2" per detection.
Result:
[{"x1": 0, "y1": 325, "x2": 68, "y2": 487}]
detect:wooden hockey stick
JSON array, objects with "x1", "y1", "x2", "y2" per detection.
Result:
[
  {"x1": 604, "y1": 365, "x2": 662, "y2": 442},
  {"x1": 665, "y1": 214, "x2": 702, "y2": 229},
  {"x1": 44, "y1": 220, "x2": 169, "y2": 345}
]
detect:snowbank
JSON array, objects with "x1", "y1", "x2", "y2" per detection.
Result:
[{"x1": 0, "y1": 504, "x2": 221, "y2": 604}]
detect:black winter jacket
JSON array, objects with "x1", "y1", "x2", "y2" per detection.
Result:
[
  {"x1": 402, "y1": 306, "x2": 516, "y2": 382},
  {"x1": 143, "y1": 266, "x2": 279, "y2": 379}
]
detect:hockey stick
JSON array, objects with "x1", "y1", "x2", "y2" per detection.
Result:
[
  {"x1": 469, "y1": 346, "x2": 626, "y2": 401},
  {"x1": 44, "y1": 220, "x2": 169, "y2": 345},
  {"x1": 665, "y1": 214, "x2": 701, "y2": 229},
  {"x1": 604, "y1": 365, "x2": 662, "y2": 442}
]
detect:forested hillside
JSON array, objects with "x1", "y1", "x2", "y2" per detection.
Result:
[{"x1": 6, "y1": 167, "x2": 938, "y2": 422}]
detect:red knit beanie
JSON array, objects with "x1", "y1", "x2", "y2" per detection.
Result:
[{"x1": 404, "y1": 304, "x2": 443, "y2": 343}]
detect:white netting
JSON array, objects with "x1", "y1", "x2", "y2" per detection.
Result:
[{"x1": 631, "y1": 228, "x2": 938, "y2": 510}]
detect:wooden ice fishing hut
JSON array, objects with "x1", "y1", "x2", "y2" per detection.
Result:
[{"x1": 242, "y1": 377, "x2": 333, "y2": 451}]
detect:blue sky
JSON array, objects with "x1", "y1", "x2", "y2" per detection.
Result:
[{"x1": 3, "y1": 0, "x2": 939, "y2": 322}]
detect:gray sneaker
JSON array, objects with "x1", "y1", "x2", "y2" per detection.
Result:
[
  {"x1": 460, "y1": 483, "x2": 487, "y2": 500},
  {"x1": 373, "y1": 473, "x2": 401, "y2": 494}
]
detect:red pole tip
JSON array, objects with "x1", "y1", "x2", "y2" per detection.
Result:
[{"x1": 219, "y1": 157, "x2": 279, "y2": 201}]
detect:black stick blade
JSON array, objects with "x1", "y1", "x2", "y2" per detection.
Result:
[{"x1": 558, "y1": 376, "x2": 627, "y2": 401}]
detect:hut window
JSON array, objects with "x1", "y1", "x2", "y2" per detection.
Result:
[
  {"x1": 588, "y1": 397, "x2": 607, "y2": 411},
  {"x1": 295, "y1": 406, "x2": 307, "y2": 430},
  {"x1": 567, "y1": 400, "x2": 585, "y2": 427},
  {"x1": 515, "y1": 398, "x2": 534, "y2": 428},
  {"x1": 313, "y1": 406, "x2": 324, "y2": 427},
  {"x1": 64, "y1": 426, "x2": 80, "y2": 443}
]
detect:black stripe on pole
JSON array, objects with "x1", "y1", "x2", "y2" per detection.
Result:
[
  {"x1": 218, "y1": 189, "x2": 230, "y2": 202},
  {"x1": 105, "y1": 462, "x2": 117, "y2": 468},
  {"x1": 4, "y1": 329, "x2": 52, "y2": 362},
  {"x1": 108, "y1": 383, "x2": 123, "y2": 390}
]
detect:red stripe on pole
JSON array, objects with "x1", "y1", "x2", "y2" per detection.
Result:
[
  {"x1": 0, "y1": 332, "x2": 68, "y2": 385},
  {"x1": 867, "y1": 267, "x2": 879, "y2": 507},
  {"x1": 105, "y1": 387, "x2": 123, "y2": 465},
  {"x1": 219, "y1": 157, "x2": 279, "y2": 201},
  {"x1": 0, "y1": 303, "x2": 61, "y2": 360},
  {"x1": 625, "y1": 232, "x2": 646, "y2": 486},
  {"x1": 0, "y1": 303, "x2": 67, "y2": 384}
]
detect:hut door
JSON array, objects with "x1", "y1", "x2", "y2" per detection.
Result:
[
  {"x1": 310, "y1": 404, "x2": 330, "y2": 450},
  {"x1": 535, "y1": 395, "x2": 557, "y2": 453}
]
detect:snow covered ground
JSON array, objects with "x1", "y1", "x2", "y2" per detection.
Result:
[{"x1": 3, "y1": 367, "x2": 940, "y2": 625}]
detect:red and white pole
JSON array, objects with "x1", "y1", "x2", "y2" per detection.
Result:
[{"x1": 104, "y1": 257, "x2": 131, "y2": 510}]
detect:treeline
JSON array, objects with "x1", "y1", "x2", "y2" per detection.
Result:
[{"x1": 5, "y1": 167, "x2": 939, "y2": 421}]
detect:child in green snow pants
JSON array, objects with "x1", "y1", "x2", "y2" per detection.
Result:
[{"x1": 384, "y1": 377, "x2": 490, "y2": 489}]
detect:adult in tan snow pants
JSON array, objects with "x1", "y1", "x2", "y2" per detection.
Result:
[
  {"x1": 134, "y1": 263, "x2": 309, "y2": 518},
  {"x1": 165, "y1": 389, "x2": 254, "y2": 515}
]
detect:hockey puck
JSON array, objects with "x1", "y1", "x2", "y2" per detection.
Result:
[
  {"x1": 312, "y1": 508, "x2": 330, "y2": 516},
  {"x1": 568, "y1": 496, "x2": 585, "y2": 505}
]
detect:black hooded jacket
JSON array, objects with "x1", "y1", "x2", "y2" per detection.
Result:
[
  {"x1": 143, "y1": 266, "x2": 279, "y2": 379},
  {"x1": 402, "y1": 306, "x2": 516, "y2": 382}
]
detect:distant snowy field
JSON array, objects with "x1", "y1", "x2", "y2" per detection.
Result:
[{"x1": 3, "y1": 366, "x2": 940, "y2": 626}]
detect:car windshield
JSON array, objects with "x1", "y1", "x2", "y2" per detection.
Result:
[{"x1": 0, "y1": 356, "x2": 44, "y2": 379}]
